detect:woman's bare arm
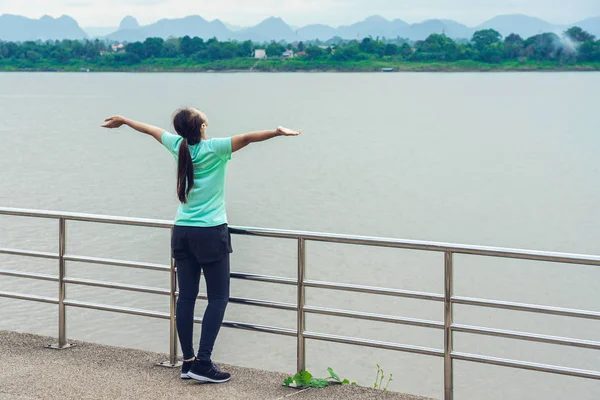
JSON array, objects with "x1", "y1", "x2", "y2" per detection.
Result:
[
  {"x1": 231, "y1": 126, "x2": 301, "y2": 152},
  {"x1": 101, "y1": 115, "x2": 165, "y2": 142}
]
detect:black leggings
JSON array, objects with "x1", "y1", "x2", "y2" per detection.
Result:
[{"x1": 171, "y1": 225, "x2": 232, "y2": 361}]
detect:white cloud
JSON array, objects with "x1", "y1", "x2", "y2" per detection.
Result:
[{"x1": 0, "y1": 0, "x2": 598, "y2": 27}]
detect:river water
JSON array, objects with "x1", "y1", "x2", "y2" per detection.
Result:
[{"x1": 0, "y1": 72, "x2": 599, "y2": 399}]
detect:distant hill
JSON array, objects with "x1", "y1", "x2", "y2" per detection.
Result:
[
  {"x1": 84, "y1": 26, "x2": 117, "y2": 38},
  {"x1": 335, "y1": 16, "x2": 410, "y2": 39},
  {"x1": 438, "y1": 19, "x2": 474, "y2": 39},
  {"x1": 84, "y1": 17, "x2": 138, "y2": 39},
  {"x1": 572, "y1": 17, "x2": 600, "y2": 38},
  {"x1": 297, "y1": 24, "x2": 338, "y2": 41},
  {"x1": 119, "y1": 16, "x2": 139, "y2": 31},
  {"x1": 475, "y1": 14, "x2": 559, "y2": 38},
  {"x1": 234, "y1": 17, "x2": 296, "y2": 42},
  {"x1": 1, "y1": 13, "x2": 599, "y2": 43},
  {"x1": 0, "y1": 14, "x2": 87, "y2": 41},
  {"x1": 223, "y1": 22, "x2": 244, "y2": 32},
  {"x1": 105, "y1": 15, "x2": 231, "y2": 42}
]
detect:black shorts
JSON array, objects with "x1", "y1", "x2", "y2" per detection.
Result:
[{"x1": 171, "y1": 224, "x2": 233, "y2": 264}]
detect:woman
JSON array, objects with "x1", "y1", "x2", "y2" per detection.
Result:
[{"x1": 101, "y1": 109, "x2": 301, "y2": 383}]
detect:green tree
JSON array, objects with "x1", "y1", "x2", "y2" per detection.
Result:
[
  {"x1": 384, "y1": 43, "x2": 398, "y2": 56},
  {"x1": 564, "y1": 27, "x2": 595, "y2": 43},
  {"x1": 26, "y1": 50, "x2": 40, "y2": 62},
  {"x1": 504, "y1": 33, "x2": 524, "y2": 59},
  {"x1": 180, "y1": 36, "x2": 193, "y2": 56},
  {"x1": 524, "y1": 33, "x2": 560, "y2": 60},
  {"x1": 305, "y1": 46, "x2": 325, "y2": 59},
  {"x1": 415, "y1": 34, "x2": 460, "y2": 61},
  {"x1": 578, "y1": 40, "x2": 600, "y2": 61},
  {"x1": 240, "y1": 40, "x2": 253, "y2": 57},
  {"x1": 331, "y1": 45, "x2": 361, "y2": 61},
  {"x1": 85, "y1": 47, "x2": 99, "y2": 60},
  {"x1": 472, "y1": 29, "x2": 502, "y2": 50},
  {"x1": 1, "y1": 42, "x2": 19, "y2": 58},
  {"x1": 115, "y1": 52, "x2": 141, "y2": 65},
  {"x1": 358, "y1": 37, "x2": 385, "y2": 56},
  {"x1": 266, "y1": 42, "x2": 285, "y2": 57},
  {"x1": 359, "y1": 38, "x2": 375, "y2": 53},
  {"x1": 479, "y1": 43, "x2": 504, "y2": 63},
  {"x1": 219, "y1": 42, "x2": 241, "y2": 59},
  {"x1": 52, "y1": 47, "x2": 72, "y2": 62},
  {"x1": 297, "y1": 41, "x2": 305, "y2": 52},
  {"x1": 125, "y1": 42, "x2": 146, "y2": 59},
  {"x1": 399, "y1": 43, "x2": 412, "y2": 59},
  {"x1": 206, "y1": 41, "x2": 222, "y2": 60},
  {"x1": 144, "y1": 37, "x2": 165, "y2": 58}
]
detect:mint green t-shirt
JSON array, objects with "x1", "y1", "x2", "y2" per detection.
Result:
[{"x1": 161, "y1": 132, "x2": 232, "y2": 227}]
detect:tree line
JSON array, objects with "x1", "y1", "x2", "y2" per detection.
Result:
[{"x1": 0, "y1": 27, "x2": 598, "y2": 68}]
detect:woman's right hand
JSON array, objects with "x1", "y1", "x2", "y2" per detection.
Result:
[
  {"x1": 101, "y1": 116, "x2": 127, "y2": 129},
  {"x1": 276, "y1": 126, "x2": 302, "y2": 136}
]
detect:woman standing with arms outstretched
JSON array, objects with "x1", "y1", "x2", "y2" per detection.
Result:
[{"x1": 102, "y1": 109, "x2": 301, "y2": 383}]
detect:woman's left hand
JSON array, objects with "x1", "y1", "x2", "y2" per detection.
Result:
[{"x1": 276, "y1": 126, "x2": 302, "y2": 136}]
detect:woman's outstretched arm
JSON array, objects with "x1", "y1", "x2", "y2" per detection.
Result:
[
  {"x1": 231, "y1": 126, "x2": 301, "y2": 152},
  {"x1": 101, "y1": 116, "x2": 165, "y2": 142}
]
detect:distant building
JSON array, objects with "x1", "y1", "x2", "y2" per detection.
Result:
[
  {"x1": 111, "y1": 43, "x2": 125, "y2": 52},
  {"x1": 254, "y1": 49, "x2": 267, "y2": 59},
  {"x1": 297, "y1": 51, "x2": 307, "y2": 57},
  {"x1": 282, "y1": 50, "x2": 295, "y2": 59}
]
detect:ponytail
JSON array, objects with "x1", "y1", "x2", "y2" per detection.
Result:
[
  {"x1": 173, "y1": 107, "x2": 206, "y2": 203},
  {"x1": 177, "y1": 138, "x2": 194, "y2": 203}
]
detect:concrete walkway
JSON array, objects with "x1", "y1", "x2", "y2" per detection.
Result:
[{"x1": 0, "y1": 331, "x2": 435, "y2": 400}]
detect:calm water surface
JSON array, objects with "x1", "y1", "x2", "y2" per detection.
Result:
[{"x1": 0, "y1": 72, "x2": 599, "y2": 399}]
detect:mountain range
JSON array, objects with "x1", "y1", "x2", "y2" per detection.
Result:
[{"x1": 1, "y1": 14, "x2": 599, "y2": 43}]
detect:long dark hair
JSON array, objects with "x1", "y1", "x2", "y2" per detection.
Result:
[{"x1": 173, "y1": 108, "x2": 206, "y2": 203}]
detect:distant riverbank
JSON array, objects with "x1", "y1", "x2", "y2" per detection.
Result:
[{"x1": 1, "y1": 58, "x2": 599, "y2": 73}]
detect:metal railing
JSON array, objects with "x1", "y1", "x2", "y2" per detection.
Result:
[{"x1": 1, "y1": 207, "x2": 600, "y2": 399}]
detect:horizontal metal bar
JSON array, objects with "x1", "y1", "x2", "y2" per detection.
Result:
[
  {"x1": 0, "y1": 290, "x2": 58, "y2": 305},
  {"x1": 304, "y1": 305, "x2": 444, "y2": 329},
  {"x1": 233, "y1": 226, "x2": 600, "y2": 267},
  {"x1": 193, "y1": 316, "x2": 297, "y2": 337},
  {"x1": 453, "y1": 296, "x2": 600, "y2": 320},
  {"x1": 65, "y1": 277, "x2": 170, "y2": 296},
  {"x1": 0, "y1": 268, "x2": 58, "y2": 282},
  {"x1": 304, "y1": 279, "x2": 444, "y2": 302},
  {"x1": 230, "y1": 272, "x2": 297, "y2": 286},
  {"x1": 0, "y1": 207, "x2": 173, "y2": 228},
  {"x1": 452, "y1": 351, "x2": 600, "y2": 380},
  {"x1": 64, "y1": 254, "x2": 170, "y2": 272},
  {"x1": 304, "y1": 331, "x2": 444, "y2": 357},
  {"x1": 452, "y1": 324, "x2": 600, "y2": 350},
  {"x1": 197, "y1": 294, "x2": 297, "y2": 311},
  {"x1": 0, "y1": 247, "x2": 59, "y2": 260},
  {"x1": 4, "y1": 207, "x2": 600, "y2": 267},
  {"x1": 63, "y1": 299, "x2": 170, "y2": 319}
]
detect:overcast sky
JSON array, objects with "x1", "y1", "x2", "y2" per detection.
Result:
[{"x1": 1, "y1": 0, "x2": 598, "y2": 27}]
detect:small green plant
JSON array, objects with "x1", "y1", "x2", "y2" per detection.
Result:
[
  {"x1": 327, "y1": 367, "x2": 356, "y2": 386},
  {"x1": 374, "y1": 364, "x2": 393, "y2": 391},
  {"x1": 283, "y1": 367, "x2": 356, "y2": 389}
]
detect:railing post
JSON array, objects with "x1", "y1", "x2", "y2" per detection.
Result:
[
  {"x1": 297, "y1": 238, "x2": 306, "y2": 372},
  {"x1": 444, "y1": 251, "x2": 454, "y2": 400},
  {"x1": 47, "y1": 217, "x2": 74, "y2": 349},
  {"x1": 159, "y1": 228, "x2": 182, "y2": 368}
]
